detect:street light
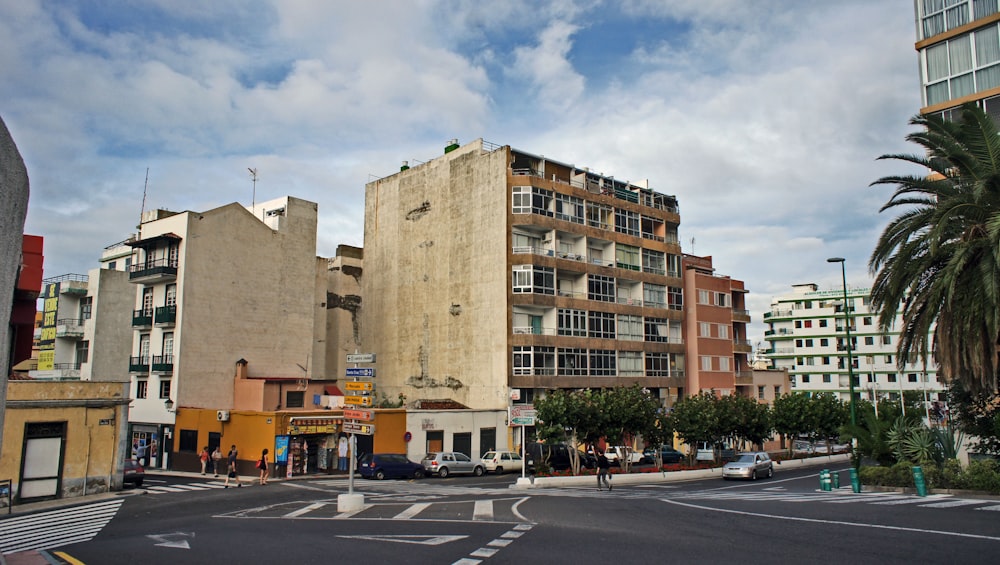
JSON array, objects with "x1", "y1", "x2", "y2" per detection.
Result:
[{"x1": 827, "y1": 257, "x2": 858, "y2": 430}]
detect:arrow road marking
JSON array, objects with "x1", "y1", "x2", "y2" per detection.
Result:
[
  {"x1": 337, "y1": 534, "x2": 468, "y2": 546},
  {"x1": 147, "y1": 532, "x2": 194, "y2": 549}
]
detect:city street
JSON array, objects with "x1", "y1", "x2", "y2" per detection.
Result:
[{"x1": 3, "y1": 465, "x2": 999, "y2": 564}]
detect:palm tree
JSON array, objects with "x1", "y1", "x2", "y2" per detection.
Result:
[{"x1": 869, "y1": 102, "x2": 1000, "y2": 395}]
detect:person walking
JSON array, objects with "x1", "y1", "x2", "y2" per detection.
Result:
[
  {"x1": 597, "y1": 449, "x2": 611, "y2": 491},
  {"x1": 224, "y1": 445, "x2": 242, "y2": 488},
  {"x1": 211, "y1": 446, "x2": 222, "y2": 477},
  {"x1": 258, "y1": 448, "x2": 270, "y2": 485},
  {"x1": 338, "y1": 435, "x2": 349, "y2": 472},
  {"x1": 199, "y1": 446, "x2": 210, "y2": 475}
]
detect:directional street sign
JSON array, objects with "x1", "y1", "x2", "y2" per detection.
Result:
[
  {"x1": 344, "y1": 381, "x2": 374, "y2": 392},
  {"x1": 343, "y1": 422, "x2": 375, "y2": 435},
  {"x1": 509, "y1": 405, "x2": 536, "y2": 426},
  {"x1": 346, "y1": 368, "x2": 375, "y2": 378},
  {"x1": 346, "y1": 353, "x2": 376, "y2": 363},
  {"x1": 344, "y1": 395, "x2": 373, "y2": 407},
  {"x1": 343, "y1": 409, "x2": 374, "y2": 421}
]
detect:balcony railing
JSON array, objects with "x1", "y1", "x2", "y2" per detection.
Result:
[
  {"x1": 155, "y1": 305, "x2": 176, "y2": 325},
  {"x1": 129, "y1": 258, "x2": 178, "y2": 281},
  {"x1": 152, "y1": 354, "x2": 173, "y2": 373},
  {"x1": 55, "y1": 318, "x2": 84, "y2": 338},
  {"x1": 129, "y1": 356, "x2": 150, "y2": 373},
  {"x1": 616, "y1": 297, "x2": 643, "y2": 306},
  {"x1": 512, "y1": 326, "x2": 557, "y2": 335},
  {"x1": 132, "y1": 309, "x2": 153, "y2": 327}
]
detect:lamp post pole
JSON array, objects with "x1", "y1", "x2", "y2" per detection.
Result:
[{"x1": 828, "y1": 258, "x2": 857, "y2": 429}]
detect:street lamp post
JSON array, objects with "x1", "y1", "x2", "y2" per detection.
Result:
[{"x1": 827, "y1": 257, "x2": 858, "y2": 429}]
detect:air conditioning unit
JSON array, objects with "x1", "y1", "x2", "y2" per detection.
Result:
[{"x1": 216, "y1": 410, "x2": 230, "y2": 422}]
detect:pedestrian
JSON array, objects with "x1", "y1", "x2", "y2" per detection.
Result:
[
  {"x1": 338, "y1": 435, "x2": 349, "y2": 471},
  {"x1": 224, "y1": 445, "x2": 242, "y2": 488},
  {"x1": 211, "y1": 446, "x2": 222, "y2": 477},
  {"x1": 258, "y1": 448, "x2": 269, "y2": 485},
  {"x1": 137, "y1": 441, "x2": 147, "y2": 466},
  {"x1": 597, "y1": 449, "x2": 611, "y2": 491},
  {"x1": 199, "y1": 446, "x2": 210, "y2": 475}
]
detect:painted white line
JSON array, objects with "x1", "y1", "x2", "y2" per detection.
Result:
[
  {"x1": 284, "y1": 502, "x2": 327, "y2": 518},
  {"x1": 473, "y1": 500, "x2": 493, "y2": 521},
  {"x1": 976, "y1": 505, "x2": 1000, "y2": 511},
  {"x1": 393, "y1": 502, "x2": 431, "y2": 520},
  {"x1": 333, "y1": 506, "x2": 370, "y2": 519},
  {"x1": 872, "y1": 497, "x2": 949, "y2": 506},
  {"x1": 500, "y1": 531, "x2": 523, "y2": 539},
  {"x1": 918, "y1": 499, "x2": 988, "y2": 508},
  {"x1": 168, "y1": 484, "x2": 211, "y2": 491},
  {"x1": 470, "y1": 548, "x2": 498, "y2": 558},
  {"x1": 513, "y1": 524, "x2": 533, "y2": 531},
  {"x1": 145, "y1": 486, "x2": 186, "y2": 493},
  {"x1": 662, "y1": 498, "x2": 1000, "y2": 541},
  {"x1": 487, "y1": 539, "x2": 513, "y2": 547},
  {"x1": 452, "y1": 559, "x2": 481, "y2": 565},
  {"x1": 511, "y1": 497, "x2": 532, "y2": 523}
]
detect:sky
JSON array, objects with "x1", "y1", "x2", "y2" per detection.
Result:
[{"x1": 2, "y1": 0, "x2": 924, "y2": 348}]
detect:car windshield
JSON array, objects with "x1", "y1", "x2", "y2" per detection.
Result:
[
  {"x1": 735, "y1": 454, "x2": 756, "y2": 463},
  {"x1": 483, "y1": 452, "x2": 496, "y2": 459}
]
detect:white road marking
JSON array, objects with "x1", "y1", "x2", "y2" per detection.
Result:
[
  {"x1": 283, "y1": 502, "x2": 327, "y2": 518},
  {"x1": 393, "y1": 503, "x2": 431, "y2": 520},
  {"x1": 473, "y1": 500, "x2": 493, "y2": 521},
  {"x1": 918, "y1": 499, "x2": 989, "y2": 508}
]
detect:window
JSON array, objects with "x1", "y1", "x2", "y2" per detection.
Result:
[
  {"x1": 159, "y1": 378, "x2": 171, "y2": 399},
  {"x1": 700, "y1": 322, "x2": 712, "y2": 337},
  {"x1": 513, "y1": 266, "x2": 554, "y2": 295},
  {"x1": 863, "y1": 317, "x2": 873, "y2": 325},
  {"x1": 141, "y1": 287, "x2": 154, "y2": 315},
  {"x1": 819, "y1": 319, "x2": 828, "y2": 328},
  {"x1": 589, "y1": 350, "x2": 616, "y2": 376},
  {"x1": 796, "y1": 339, "x2": 803, "y2": 348},
  {"x1": 178, "y1": 429, "x2": 198, "y2": 452},
  {"x1": 559, "y1": 348, "x2": 588, "y2": 376},
  {"x1": 804, "y1": 320, "x2": 812, "y2": 328},
  {"x1": 165, "y1": 284, "x2": 177, "y2": 306},
  {"x1": 614, "y1": 209, "x2": 640, "y2": 236},
  {"x1": 555, "y1": 193, "x2": 584, "y2": 224},
  {"x1": 617, "y1": 315, "x2": 643, "y2": 341},
  {"x1": 162, "y1": 332, "x2": 174, "y2": 359},
  {"x1": 588, "y1": 274, "x2": 616, "y2": 302},
  {"x1": 588, "y1": 311, "x2": 616, "y2": 339},
  {"x1": 108, "y1": 261, "x2": 116, "y2": 270},
  {"x1": 882, "y1": 335, "x2": 892, "y2": 345},
  {"x1": 718, "y1": 324, "x2": 729, "y2": 339},
  {"x1": 698, "y1": 290, "x2": 710, "y2": 304},
  {"x1": 644, "y1": 283, "x2": 666, "y2": 309},
  {"x1": 822, "y1": 356, "x2": 831, "y2": 365},
  {"x1": 616, "y1": 244, "x2": 640, "y2": 271},
  {"x1": 719, "y1": 357, "x2": 730, "y2": 371},
  {"x1": 80, "y1": 297, "x2": 92, "y2": 320},
  {"x1": 136, "y1": 379, "x2": 148, "y2": 399},
  {"x1": 713, "y1": 292, "x2": 730, "y2": 307},
  {"x1": 700, "y1": 356, "x2": 713, "y2": 371},
  {"x1": 885, "y1": 355, "x2": 894, "y2": 364},
  {"x1": 774, "y1": 385, "x2": 781, "y2": 397},
  {"x1": 668, "y1": 286, "x2": 683, "y2": 311},
  {"x1": 557, "y1": 309, "x2": 587, "y2": 337},
  {"x1": 820, "y1": 338, "x2": 829, "y2": 347},
  {"x1": 646, "y1": 352, "x2": 677, "y2": 377},
  {"x1": 618, "y1": 351, "x2": 643, "y2": 376},
  {"x1": 864, "y1": 336, "x2": 874, "y2": 345},
  {"x1": 801, "y1": 375, "x2": 811, "y2": 384},
  {"x1": 757, "y1": 386, "x2": 765, "y2": 400},
  {"x1": 795, "y1": 321, "x2": 802, "y2": 329},
  {"x1": 908, "y1": 373, "x2": 919, "y2": 383},
  {"x1": 76, "y1": 340, "x2": 89, "y2": 365},
  {"x1": 586, "y1": 202, "x2": 612, "y2": 229},
  {"x1": 511, "y1": 186, "x2": 553, "y2": 216},
  {"x1": 888, "y1": 374, "x2": 897, "y2": 383},
  {"x1": 139, "y1": 334, "x2": 151, "y2": 363},
  {"x1": 667, "y1": 254, "x2": 681, "y2": 277},
  {"x1": 645, "y1": 317, "x2": 670, "y2": 342},
  {"x1": 642, "y1": 248, "x2": 665, "y2": 275},
  {"x1": 513, "y1": 346, "x2": 555, "y2": 376},
  {"x1": 823, "y1": 374, "x2": 832, "y2": 383},
  {"x1": 286, "y1": 390, "x2": 305, "y2": 408},
  {"x1": 804, "y1": 339, "x2": 812, "y2": 347}
]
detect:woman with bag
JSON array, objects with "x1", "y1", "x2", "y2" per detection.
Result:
[
  {"x1": 211, "y1": 447, "x2": 222, "y2": 477},
  {"x1": 258, "y1": 448, "x2": 269, "y2": 485},
  {"x1": 199, "y1": 446, "x2": 210, "y2": 475}
]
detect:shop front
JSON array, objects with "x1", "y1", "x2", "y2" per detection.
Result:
[{"x1": 280, "y1": 416, "x2": 343, "y2": 476}]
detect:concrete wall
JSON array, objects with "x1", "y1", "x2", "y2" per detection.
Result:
[
  {"x1": 84, "y1": 267, "x2": 133, "y2": 382},
  {"x1": 1, "y1": 381, "x2": 130, "y2": 500},
  {"x1": 363, "y1": 140, "x2": 510, "y2": 410},
  {"x1": 318, "y1": 246, "x2": 363, "y2": 382},
  {"x1": 403, "y1": 409, "x2": 507, "y2": 461}
]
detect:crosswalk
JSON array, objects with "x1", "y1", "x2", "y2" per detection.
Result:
[
  {"x1": 139, "y1": 479, "x2": 234, "y2": 494},
  {"x1": 0, "y1": 499, "x2": 123, "y2": 555},
  {"x1": 671, "y1": 487, "x2": 1000, "y2": 511}
]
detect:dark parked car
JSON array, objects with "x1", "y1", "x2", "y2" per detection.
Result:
[
  {"x1": 358, "y1": 453, "x2": 424, "y2": 480},
  {"x1": 123, "y1": 459, "x2": 145, "y2": 487},
  {"x1": 524, "y1": 443, "x2": 596, "y2": 472},
  {"x1": 642, "y1": 446, "x2": 685, "y2": 464}
]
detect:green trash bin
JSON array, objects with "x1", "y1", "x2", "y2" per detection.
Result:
[
  {"x1": 831, "y1": 470, "x2": 840, "y2": 489},
  {"x1": 819, "y1": 469, "x2": 831, "y2": 491},
  {"x1": 912, "y1": 466, "x2": 927, "y2": 497},
  {"x1": 849, "y1": 468, "x2": 861, "y2": 493}
]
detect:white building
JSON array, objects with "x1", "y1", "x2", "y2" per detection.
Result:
[{"x1": 763, "y1": 283, "x2": 945, "y2": 421}]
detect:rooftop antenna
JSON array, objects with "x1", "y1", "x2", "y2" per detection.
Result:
[
  {"x1": 138, "y1": 167, "x2": 149, "y2": 230},
  {"x1": 690, "y1": 237, "x2": 696, "y2": 255},
  {"x1": 248, "y1": 168, "x2": 258, "y2": 216}
]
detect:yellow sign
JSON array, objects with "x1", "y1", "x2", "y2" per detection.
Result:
[
  {"x1": 37, "y1": 350, "x2": 55, "y2": 371},
  {"x1": 344, "y1": 381, "x2": 374, "y2": 391},
  {"x1": 344, "y1": 395, "x2": 373, "y2": 407}
]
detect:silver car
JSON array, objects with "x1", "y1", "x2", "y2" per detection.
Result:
[
  {"x1": 420, "y1": 451, "x2": 486, "y2": 478},
  {"x1": 722, "y1": 452, "x2": 773, "y2": 480}
]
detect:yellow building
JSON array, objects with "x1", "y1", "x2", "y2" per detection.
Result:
[{"x1": 1, "y1": 380, "x2": 129, "y2": 503}]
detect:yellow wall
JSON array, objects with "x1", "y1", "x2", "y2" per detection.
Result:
[{"x1": 372, "y1": 409, "x2": 407, "y2": 453}]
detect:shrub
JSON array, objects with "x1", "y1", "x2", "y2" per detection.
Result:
[
  {"x1": 860, "y1": 458, "x2": 1000, "y2": 494},
  {"x1": 963, "y1": 460, "x2": 1000, "y2": 492}
]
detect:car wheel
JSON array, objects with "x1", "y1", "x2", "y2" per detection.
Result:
[
  {"x1": 751, "y1": 470, "x2": 758, "y2": 480},
  {"x1": 767, "y1": 466, "x2": 773, "y2": 478},
  {"x1": 495, "y1": 466, "x2": 504, "y2": 475},
  {"x1": 412, "y1": 469, "x2": 423, "y2": 480},
  {"x1": 473, "y1": 466, "x2": 485, "y2": 477},
  {"x1": 438, "y1": 467, "x2": 450, "y2": 478},
  {"x1": 375, "y1": 469, "x2": 386, "y2": 480}
]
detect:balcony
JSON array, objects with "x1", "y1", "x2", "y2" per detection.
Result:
[
  {"x1": 732, "y1": 309, "x2": 751, "y2": 323},
  {"x1": 129, "y1": 356, "x2": 150, "y2": 373},
  {"x1": 132, "y1": 309, "x2": 153, "y2": 327},
  {"x1": 735, "y1": 371, "x2": 754, "y2": 385},
  {"x1": 155, "y1": 305, "x2": 176, "y2": 326},
  {"x1": 512, "y1": 326, "x2": 556, "y2": 336},
  {"x1": 733, "y1": 340, "x2": 753, "y2": 353},
  {"x1": 129, "y1": 258, "x2": 178, "y2": 283},
  {"x1": 151, "y1": 354, "x2": 173, "y2": 373},
  {"x1": 764, "y1": 309, "x2": 793, "y2": 320},
  {"x1": 55, "y1": 318, "x2": 84, "y2": 338}
]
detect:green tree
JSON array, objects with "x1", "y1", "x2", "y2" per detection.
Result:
[
  {"x1": 599, "y1": 385, "x2": 662, "y2": 472},
  {"x1": 667, "y1": 392, "x2": 725, "y2": 462},
  {"x1": 534, "y1": 389, "x2": 602, "y2": 475},
  {"x1": 947, "y1": 381, "x2": 1000, "y2": 455},
  {"x1": 869, "y1": 102, "x2": 1000, "y2": 395},
  {"x1": 772, "y1": 393, "x2": 814, "y2": 455},
  {"x1": 720, "y1": 394, "x2": 772, "y2": 451}
]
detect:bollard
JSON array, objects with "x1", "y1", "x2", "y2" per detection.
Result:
[
  {"x1": 831, "y1": 470, "x2": 840, "y2": 490},
  {"x1": 819, "y1": 469, "x2": 831, "y2": 491},
  {"x1": 912, "y1": 466, "x2": 927, "y2": 497},
  {"x1": 849, "y1": 468, "x2": 861, "y2": 493}
]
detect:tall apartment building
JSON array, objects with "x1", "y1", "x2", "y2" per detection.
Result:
[
  {"x1": 763, "y1": 284, "x2": 945, "y2": 418},
  {"x1": 681, "y1": 254, "x2": 752, "y2": 398},
  {"x1": 363, "y1": 139, "x2": 686, "y2": 411},
  {"x1": 123, "y1": 196, "x2": 340, "y2": 466},
  {"x1": 916, "y1": 0, "x2": 1000, "y2": 118}
]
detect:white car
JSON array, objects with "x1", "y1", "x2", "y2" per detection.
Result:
[
  {"x1": 603, "y1": 446, "x2": 643, "y2": 466},
  {"x1": 480, "y1": 450, "x2": 524, "y2": 474}
]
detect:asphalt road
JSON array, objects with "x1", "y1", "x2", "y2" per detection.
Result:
[{"x1": 11, "y1": 466, "x2": 1000, "y2": 564}]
